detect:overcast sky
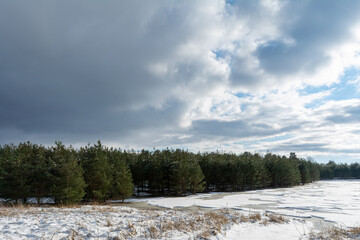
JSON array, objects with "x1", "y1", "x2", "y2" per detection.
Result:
[{"x1": 1, "y1": 0, "x2": 360, "y2": 163}]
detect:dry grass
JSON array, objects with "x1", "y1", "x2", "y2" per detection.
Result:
[
  {"x1": 249, "y1": 213, "x2": 262, "y2": 222},
  {"x1": 266, "y1": 213, "x2": 288, "y2": 223},
  {"x1": 0, "y1": 203, "x2": 37, "y2": 217},
  {"x1": 198, "y1": 228, "x2": 212, "y2": 239},
  {"x1": 348, "y1": 226, "x2": 360, "y2": 235},
  {"x1": 0, "y1": 208, "x2": 12, "y2": 217},
  {"x1": 67, "y1": 227, "x2": 88, "y2": 240},
  {"x1": 0, "y1": 202, "x2": 29, "y2": 209},
  {"x1": 130, "y1": 210, "x2": 235, "y2": 239},
  {"x1": 239, "y1": 214, "x2": 250, "y2": 222},
  {"x1": 0, "y1": 203, "x2": 294, "y2": 239},
  {"x1": 308, "y1": 226, "x2": 360, "y2": 240},
  {"x1": 148, "y1": 224, "x2": 159, "y2": 238},
  {"x1": 106, "y1": 218, "x2": 113, "y2": 227},
  {"x1": 127, "y1": 221, "x2": 137, "y2": 237}
]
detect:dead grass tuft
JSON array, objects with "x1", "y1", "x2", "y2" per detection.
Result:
[
  {"x1": 249, "y1": 213, "x2": 262, "y2": 222},
  {"x1": 0, "y1": 208, "x2": 12, "y2": 217},
  {"x1": 348, "y1": 226, "x2": 360, "y2": 235},
  {"x1": 57, "y1": 204, "x2": 81, "y2": 209},
  {"x1": 197, "y1": 228, "x2": 211, "y2": 239},
  {"x1": 106, "y1": 218, "x2": 113, "y2": 227},
  {"x1": 68, "y1": 228, "x2": 83, "y2": 240},
  {"x1": 148, "y1": 224, "x2": 160, "y2": 239},
  {"x1": 240, "y1": 214, "x2": 249, "y2": 222},
  {"x1": 309, "y1": 226, "x2": 360, "y2": 240},
  {"x1": 266, "y1": 213, "x2": 288, "y2": 223},
  {"x1": 197, "y1": 228, "x2": 218, "y2": 239}
]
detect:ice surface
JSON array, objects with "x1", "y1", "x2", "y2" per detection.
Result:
[{"x1": 144, "y1": 180, "x2": 360, "y2": 227}]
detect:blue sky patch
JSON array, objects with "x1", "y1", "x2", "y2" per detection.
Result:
[{"x1": 302, "y1": 66, "x2": 360, "y2": 109}]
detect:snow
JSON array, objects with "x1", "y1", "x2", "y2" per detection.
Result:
[
  {"x1": 0, "y1": 180, "x2": 359, "y2": 239},
  {"x1": 0, "y1": 205, "x2": 311, "y2": 239},
  {"x1": 144, "y1": 180, "x2": 360, "y2": 227},
  {"x1": 215, "y1": 220, "x2": 313, "y2": 240}
]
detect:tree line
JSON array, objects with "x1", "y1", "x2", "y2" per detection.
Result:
[
  {"x1": 0, "y1": 141, "x2": 133, "y2": 204},
  {"x1": 0, "y1": 141, "x2": 358, "y2": 205},
  {"x1": 319, "y1": 160, "x2": 360, "y2": 179}
]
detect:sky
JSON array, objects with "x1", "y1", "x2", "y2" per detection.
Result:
[{"x1": 1, "y1": 0, "x2": 360, "y2": 163}]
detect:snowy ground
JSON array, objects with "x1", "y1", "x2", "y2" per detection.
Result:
[
  {"x1": 144, "y1": 180, "x2": 360, "y2": 227},
  {"x1": 0, "y1": 205, "x2": 312, "y2": 239},
  {"x1": 0, "y1": 180, "x2": 359, "y2": 239}
]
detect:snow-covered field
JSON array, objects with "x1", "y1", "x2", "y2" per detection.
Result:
[
  {"x1": 0, "y1": 205, "x2": 312, "y2": 239},
  {"x1": 0, "y1": 180, "x2": 359, "y2": 239},
  {"x1": 145, "y1": 180, "x2": 360, "y2": 227}
]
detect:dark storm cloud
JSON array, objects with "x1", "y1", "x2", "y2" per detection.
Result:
[{"x1": 0, "y1": 0, "x2": 223, "y2": 144}]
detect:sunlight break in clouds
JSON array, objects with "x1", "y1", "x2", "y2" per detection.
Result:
[{"x1": 1, "y1": 0, "x2": 360, "y2": 163}]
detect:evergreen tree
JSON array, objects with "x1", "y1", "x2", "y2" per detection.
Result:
[
  {"x1": 252, "y1": 153, "x2": 270, "y2": 189},
  {"x1": 299, "y1": 161, "x2": 311, "y2": 184},
  {"x1": 188, "y1": 156, "x2": 205, "y2": 194},
  {"x1": 27, "y1": 143, "x2": 52, "y2": 204},
  {"x1": 171, "y1": 150, "x2": 189, "y2": 196},
  {"x1": 109, "y1": 150, "x2": 134, "y2": 202},
  {"x1": 129, "y1": 150, "x2": 147, "y2": 194},
  {"x1": 80, "y1": 141, "x2": 112, "y2": 202},
  {"x1": 51, "y1": 141, "x2": 86, "y2": 205},
  {"x1": 0, "y1": 144, "x2": 29, "y2": 202},
  {"x1": 350, "y1": 163, "x2": 360, "y2": 178},
  {"x1": 307, "y1": 158, "x2": 320, "y2": 181}
]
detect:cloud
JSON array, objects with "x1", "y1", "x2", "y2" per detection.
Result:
[
  {"x1": 1, "y1": 0, "x2": 360, "y2": 162},
  {"x1": 0, "y1": 0, "x2": 228, "y2": 142}
]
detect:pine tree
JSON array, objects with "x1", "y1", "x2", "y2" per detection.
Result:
[
  {"x1": 80, "y1": 141, "x2": 112, "y2": 202},
  {"x1": 51, "y1": 141, "x2": 86, "y2": 205},
  {"x1": 108, "y1": 149, "x2": 134, "y2": 202},
  {"x1": 129, "y1": 150, "x2": 147, "y2": 194},
  {"x1": 299, "y1": 161, "x2": 311, "y2": 184},
  {"x1": 111, "y1": 155, "x2": 134, "y2": 202},
  {"x1": 27, "y1": 143, "x2": 52, "y2": 204},
  {"x1": 0, "y1": 144, "x2": 28, "y2": 202},
  {"x1": 0, "y1": 143, "x2": 32, "y2": 203},
  {"x1": 188, "y1": 160, "x2": 205, "y2": 194},
  {"x1": 171, "y1": 150, "x2": 189, "y2": 196}
]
